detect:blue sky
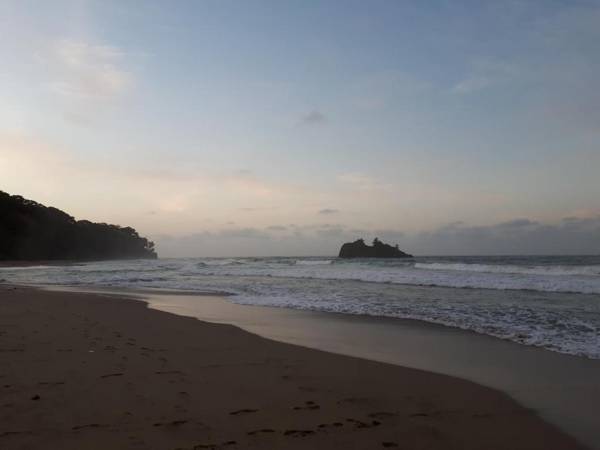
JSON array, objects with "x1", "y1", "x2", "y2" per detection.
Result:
[{"x1": 1, "y1": 0, "x2": 599, "y2": 255}]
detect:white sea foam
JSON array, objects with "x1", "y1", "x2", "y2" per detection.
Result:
[
  {"x1": 192, "y1": 261, "x2": 600, "y2": 294},
  {"x1": 0, "y1": 265, "x2": 60, "y2": 271},
  {"x1": 198, "y1": 259, "x2": 245, "y2": 266},
  {"x1": 415, "y1": 262, "x2": 600, "y2": 277},
  {"x1": 294, "y1": 259, "x2": 333, "y2": 266},
  {"x1": 2, "y1": 256, "x2": 599, "y2": 359},
  {"x1": 229, "y1": 290, "x2": 600, "y2": 359}
]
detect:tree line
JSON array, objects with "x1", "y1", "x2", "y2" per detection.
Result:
[{"x1": 0, "y1": 191, "x2": 157, "y2": 261}]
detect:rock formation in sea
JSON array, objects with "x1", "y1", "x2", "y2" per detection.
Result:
[
  {"x1": 338, "y1": 238, "x2": 413, "y2": 258},
  {"x1": 0, "y1": 191, "x2": 157, "y2": 261}
]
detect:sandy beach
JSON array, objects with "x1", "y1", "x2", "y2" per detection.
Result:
[
  {"x1": 142, "y1": 288, "x2": 600, "y2": 449},
  {"x1": 3, "y1": 1, "x2": 599, "y2": 449},
  {"x1": 0, "y1": 285, "x2": 586, "y2": 450}
]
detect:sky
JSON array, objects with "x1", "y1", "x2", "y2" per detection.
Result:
[{"x1": 1, "y1": 0, "x2": 599, "y2": 256}]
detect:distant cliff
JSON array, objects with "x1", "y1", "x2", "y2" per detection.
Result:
[
  {"x1": 0, "y1": 191, "x2": 157, "y2": 261},
  {"x1": 339, "y1": 238, "x2": 412, "y2": 258}
]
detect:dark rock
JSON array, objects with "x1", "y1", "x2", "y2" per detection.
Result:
[{"x1": 338, "y1": 238, "x2": 412, "y2": 258}]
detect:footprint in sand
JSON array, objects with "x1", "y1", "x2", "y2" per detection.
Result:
[
  {"x1": 368, "y1": 411, "x2": 397, "y2": 419},
  {"x1": 409, "y1": 412, "x2": 430, "y2": 418},
  {"x1": 346, "y1": 418, "x2": 381, "y2": 429},
  {"x1": 283, "y1": 429, "x2": 315, "y2": 437},
  {"x1": 72, "y1": 423, "x2": 103, "y2": 430},
  {"x1": 229, "y1": 408, "x2": 258, "y2": 416},
  {"x1": 153, "y1": 419, "x2": 188, "y2": 427},
  {"x1": 297, "y1": 386, "x2": 317, "y2": 392},
  {"x1": 193, "y1": 440, "x2": 237, "y2": 449},
  {"x1": 293, "y1": 400, "x2": 320, "y2": 411},
  {"x1": 1, "y1": 431, "x2": 32, "y2": 437},
  {"x1": 247, "y1": 429, "x2": 276, "y2": 436},
  {"x1": 100, "y1": 373, "x2": 124, "y2": 379},
  {"x1": 38, "y1": 381, "x2": 65, "y2": 386},
  {"x1": 337, "y1": 397, "x2": 370, "y2": 405},
  {"x1": 317, "y1": 422, "x2": 344, "y2": 430}
]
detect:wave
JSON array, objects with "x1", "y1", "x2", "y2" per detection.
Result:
[
  {"x1": 229, "y1": 292, "x2": 600, "y2": 359},
  {"x1": 196, "y1": 259, "x2": 245, "y2": 267},
  {"x1": 191, "y1": 265, "x2": 600, "y2": 294},
  {"x1": 0, "y1": 265, "x2": 61, "y2": 271},
  {"x1": 294, "y1": 259, "x2": 333, "y2": 266},
  {"x1": 415, "y1": 262, "x2": 600, "y2": 277},
  {"x1": 2, "y1": 255, "x2": 599, "y2": 359}
]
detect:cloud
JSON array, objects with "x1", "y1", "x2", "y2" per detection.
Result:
[
  {"x1": 495, "y1": 218, "x2": 539, "y2": 229},
  {"x1": 300, "y1": 110, "x2": 326, "y2": 125},
  {"x1": 409, "y1": 217, "x2": 600, "y2": 255},
  {"x1": 267, "y1": 225, "x2": 287, "y2": 231},
  {"x1": 336, "y1": 172, "x2": 391, "y2": 192},
  {"x1": 240, "y1": 206, "x2": 280, "y2": 212},
  {"x1": 45, "y1": 39, "x2": 133, "y2": 99},
  {"x1": 373, "y1": 229, "x2": 405, "y2": 241},
  {"x1": 154, "y1": 213, "x2": 600, "y2": 257},
  {"x1": 154, "y1": 222, "x2": 409, "y2": 257},
  {"x1": 449, "y1": 4, "x2": 600, "y2": 133},
  {"x1": 218, "y1": 228, "x2": 270, "y2": 239},
  {"x1": 348, "y1": 70, "x2": 432, "y2": 110},
  {"x1": 315, "y1": 226, "x2": 346, "y2": 238},
  {"x1": 156, "y1": 228, "x2": 272, "y2": 257},
  {"x1": 0, "y1": 132, "x2": 308, "y2": 236},
  {"x1": 452, "y1": 59, "x2": 518, "y2": 94},
  {"x1": 318, "y1": 208, "x2": 339, "y2": 215}
]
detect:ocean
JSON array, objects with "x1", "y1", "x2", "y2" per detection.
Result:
[{"x1": 1, "y1": 255, "x2": 599, "y2": 359}]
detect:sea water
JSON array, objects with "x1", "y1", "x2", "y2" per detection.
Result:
[{"x1": 1, "y1": 255, "x2": 599, "y2": 359}]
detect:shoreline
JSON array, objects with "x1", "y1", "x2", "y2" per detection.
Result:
[
  {"x1": 0, "y1": 284, "x2": 587, "y2": 449},
  {"x1": 26, "y1": 282, "x2": 596, "y2": 359},
  {"x1": 144, "y1": 290, "x2": 600, "y2": 449},
  {"x1": 9, "y1": 283, "x2": 600, "y2": 448}
]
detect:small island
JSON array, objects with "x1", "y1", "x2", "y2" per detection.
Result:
[
  {"x1": 338, "y1": 238, "x2": 413, "y2": 258},
  {"x1": 0, "y1": 191, "x2": 157, "y2": 261}
]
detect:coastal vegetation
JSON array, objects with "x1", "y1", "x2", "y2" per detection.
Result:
[{"x1": 0, "y1": 191, "x2": 157, "y2": 261}]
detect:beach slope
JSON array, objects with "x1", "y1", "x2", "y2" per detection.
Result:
[{"x1": 0, "y1": 285, "x2": 585, "y2": 449}]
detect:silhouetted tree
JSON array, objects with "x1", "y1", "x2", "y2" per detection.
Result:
[{"x1": 0, "y1": 191, "x2": 157, "y2": 261}]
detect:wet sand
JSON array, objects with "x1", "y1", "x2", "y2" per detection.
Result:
[
  {"x1": 0, "y1": 285, "x2": 588, "y2": 449},
  {"x1": 142, "y1": 289, "x2": 600, "y2": 450}
]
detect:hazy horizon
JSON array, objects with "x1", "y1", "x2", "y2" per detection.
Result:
[{"x1": 1, "y1": 1, "x2": 599, "y2": 257}]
